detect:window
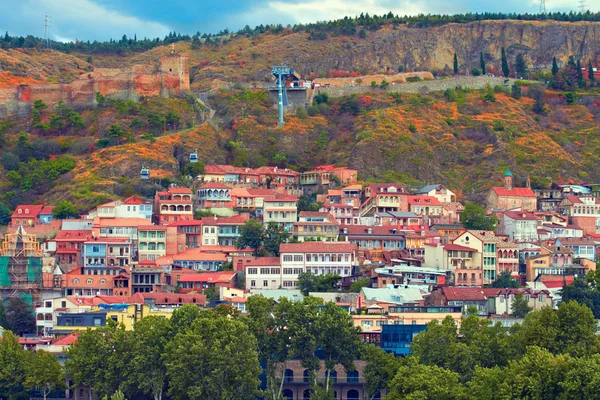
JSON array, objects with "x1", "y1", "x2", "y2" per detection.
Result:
[
  {"x1": 93, "y1": 318, "x2": 103, "y2": 326},
  {"x1": 250, "y1": 280, "x2": 256, "y2": 287},
  {"x1": 283, "y1": 255, "x2": 292, "y2": 262},
  {"x1": 73, "y1": 279, "x2": 79, "y2": 284},
  {"x1": 306, "y1": 254, "x2": 311, "y2": 262},
  {"x1": 100, "y1": 279, "x2": 106, "y2": 284},
  {"x1": 248, "y1": 268, "x2": 257, "y2": 275},
  {"x1": 260, "y1": 268, "x2": 270, "y2": 275},
  {"x1": 263, "y1": 280, "x2": 268, "y2": 287},
  {"x1": 293, "y1": 255, "x2": 303, "y2": 262},
  {"x1": 87, "y1": 279, "x2": 93, "y2": 284},
  {"x1": 45, "y1": 301, "x2": 52, "y2": 308}
]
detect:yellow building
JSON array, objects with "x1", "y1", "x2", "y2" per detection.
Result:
[{"x1": 53, "y1": 304, "x2": 176, "y2": 335}]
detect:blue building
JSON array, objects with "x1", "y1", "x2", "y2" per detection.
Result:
[{"x1": 380, "y1": 324, "x2": 427, "y2": 355}]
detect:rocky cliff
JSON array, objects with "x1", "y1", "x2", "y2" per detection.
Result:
[{"x1": 0, "y1": 54, "x2": 190, "y2": 118}]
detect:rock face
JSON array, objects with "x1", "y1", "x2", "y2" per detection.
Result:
[
  {"x1": 0, "y1": 54, "x2": 190, "y2": 118},
  {"x1": 277, "y1": 21, "x2": 600, "y2": 76}
]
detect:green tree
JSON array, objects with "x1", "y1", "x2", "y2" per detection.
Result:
[
  {"x1": 480, "y1": 52, "x2": 486, "y2": 75},
  {"x1": 511, "y1": 83, "x2": 521, "y2": 99},
  {"x1": 65, "y1": 329, "x2": 106, "y2": 400},
  {"x1": 552, "y1": 57, "x2": 559, "y2": 76},
  {"x1": 5, "y1": 297, "x2": 35, "y2": 335},
  {"x1": 588, "y1": 59, "x2": 595, "y2": 81},
  {"x1": 108, "y1": 124, "x2": 127, "y2": 145},
  {"x1": 515, "y1": 53, "x2": 529, "y2": 78},
  {"x1": 0, "y1": 300, "x2": 7, "y2": 328},
  {"x1": 472, "y1": 68, "x2": 481, "y2": 76},
  {"x1": 297, "y1": 195, "x2": 321, "y2": 212},
  {"x1": 52, "y1": 200, "x2": 79, "y2": 219},
  {"x1": 95, "y1": 92, "x2": 106, "y2": 107},
  {"x1": 460, "y1": 202, "x2": 498, "y2": 230},
  {"x1": 529, "y1": 84, "x2": 547, "y2": 115},
  {"x1": 15, "y1": 133, "x2": 34, "y2": 162},
  {"x1": 561, "y1": 354, "x2": 600, "y2": 399},
  {"x1": 25, "y1": 350, "x2": 64, "y2": 400},
  {"x1": 165, "y1": 111, "x2": 180, "y2": 130},
  {"x1": 263, "y1": 221, "x2": 289, "y2": 256},
  {"x1": 0, "y1": 330, "x2": 29, "y2": 400},
  {"x1": 481, "y1": 84, "x2": 496, "y2": 102},
  {"x1": 31, "y1": 108, "x2": 42, "y2": 126},
  {"x1": 453, "y1": 53, "x2": 458, "y2": 74},
  {"x1": 560, "y1": 278, "x2": 600, "y2": 318},
  {"x1": 501, "y1": 47, "x2": 510, "y2": 78},
  {"x1": 33, "y1": 99, "x2": 48, "y2": 112},
  {"x1": 164, "y1": 313, "x2": 261, "y2": 400},
  {"x1": 576, "y1": 59, "x2": 583, "y2": 85},
  {"x1": 490, "y1": 270, "x2": 520, "y2": 289},
  {"x1": 349, "y1": 278, "x2": 370, "y2": 293},
  {"x1": 363, "y1": 345, "x2": 403, "y2": 399},
  {"x1": 564, "y1": 92, "x2": 577, "y2": 104},
  {"x1": 125, "y1": 317, "x2": 170, "y2": 400},
  {"x1": 317, "y1": 302, "x2": 363, "y2": 395},
  {"x1": 297, "y1": 272, "x2": 341, "y2": 295},
  {"x1": 511, "y1": 293, "x2": 532, "y2": 318},
  {"x1": 388, "y1": 357, "x2": 464, "y2": 400},
  {"x1": 148, "y1": 114, "x2": 165, "y2": 134},
  {"x1": 0, "y1": 203, "x2": 11, "y2": 225},
  {"x1": 236, "y1": 219, "x2": 265, "y2": 256}
]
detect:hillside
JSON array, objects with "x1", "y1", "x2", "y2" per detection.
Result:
[
  {"x1": 80, "y1": 20, "x2": 600, "y2": 91},
  {"x1": 1, "y1": 18, "x2": 600, "y2": 211}
]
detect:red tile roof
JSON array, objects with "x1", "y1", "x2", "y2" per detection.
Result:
[
  {"x1": 246, "y1": 188, "x2": 278, "y2": 196},
  {"x1": 129, "y1": 292, "x2": 207, "y2": 305},
  {"x1": 299, "y1": 211, "x2": 331, "y2": 217},
  {"x1": 54, "y1": 230, "x2": 92, "y2": 241},
  {"x1": 366, "y1": 183, "x2": 407, "y2": 194},
  {"x1": 123, "y1": 196, "x2": 149, "y2": 205},
  {"x1": 179, "y1": 271, "x2": 236, "y2": 283},
  {"x1": 441, "y1": 287, "x2": 487, "y2": 301},
  {"x1": 563, "y1": 195, "x2": 600, "y2": 205},
  {"x1": 168, "y1": 188, "x2": 193, "y2": 194},
  {"x1": 504, "y1": 211, "x2": 539, "y2": 221},
  {"x1": 340, "y1": 225, "x2": 406, "y2": 236},
  {"x1": 280, "y1": 242, "x2": 356, "y2": 253},
  {"x1": 490, "y1": 187, "x2": 536, "y2": 197},
  {"x1": 168, "y1": 219, "x2": 203, "y2": 227},
  {"x1": 11, "y1": 204, "x2": 45, "y2": 218},
  {"x1": 52, "y1": 333, "x2": 80, "y2": 346},
  {"x1": 443, "y1": 244, "x2": 478, "y2": 252},
  {"x1": 246, "y1": 257, "x2": 281, "y2": 267},
  {"x1": 264, "y1": 194, "x2": 299, "y2": 202},
  {"x1": 40, "y1": 206, "x2": 55, "y2": 214},
  {"x1": 200, "y1": 182, "x2": 231, "y2": 189},
  {"x1": 407, "y1": 196, "x2": 442, "y2": 206}
]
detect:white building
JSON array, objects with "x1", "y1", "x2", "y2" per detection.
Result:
[
  {"x1": 503, "y1": 211, "x2": 539, "y2": 242},
  {"x1": 263, "y1": 195, "x2": 299, "y2": 229},
  {"x1": 246, "y1": 242, "x2": 357, "y2": 290},
  {"x1": 86, "y1": 196, "x2": 153, "y2": 220}
]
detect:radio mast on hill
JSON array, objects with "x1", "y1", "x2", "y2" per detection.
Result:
[
  {"x1": 539, "y1": 0, "x2": 547, "y2": 13},
  {"x1": 44, "y1": 14, "x2": 52, "y2": 49}
]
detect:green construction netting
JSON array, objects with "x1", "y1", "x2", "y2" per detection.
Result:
[
  {"x1": 27, "y1": 257, "x2": 42, "y2": 283},
  {"x1": 18, "y1": 292, "x2": 32, "y2": 304},
  {"x1": 0, "y1": 257, "x2": 9, "y2": 287}
]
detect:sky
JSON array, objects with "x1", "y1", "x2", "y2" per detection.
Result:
[{"x1": 0, "y1": 0, "x2": 597, "y2": 43}]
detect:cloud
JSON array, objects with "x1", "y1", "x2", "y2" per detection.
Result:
[
  {"x1": 5, "y1": 0, "x2": 171, "y2": 41},
  {"x1": 267, "y1": 0, "x2": 428, "y2": 23}
]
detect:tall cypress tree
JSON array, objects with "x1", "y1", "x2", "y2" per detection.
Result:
[
  {"x1": 501, "y1": 47, "x2": 510, "y2": 78},
  {"x1": 576, "y1": 59, "x2": 583, "y2": 84},
  {"x1": 589, "y1": 60, "x2": 595, "y2": 81},
  {"x1": 515, "y1": 53, "x2": 528, "y2": 78},
  {"x1": 453, "y1": 53, "x2": 458, "y2": 74},
  {"x1": 480, "y1": 52, "x2": 486, "y2": 75},
  {"x1": 552, "y1": 57, "x2": 559, "y2": 76}
]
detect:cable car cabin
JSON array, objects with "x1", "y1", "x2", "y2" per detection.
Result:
[
  {"x1": 140, "y1": 168, "x2": 150, "y2": 180},
  {"x1": 189, "y1": 152, "x2": 198, "y2": 163}
]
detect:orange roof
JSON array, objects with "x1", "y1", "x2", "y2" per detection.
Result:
[
  {"x1": 280, "y1": 242, "x2": 356, "y2": 253},
  {"x1": 179, "y1": 272, "x2": 236, "y2": 283},
  {"x1": 265, "y1": 194, "x2": 299, "y2": 202},
  {"x1": 52, "y1": 333, "x2": 80, "y2": 346},
  {"x1": 225, "y1": 296, "x2": 247, "y2": 303},
  {"x1": 491, "y1": 187, "x2": 536, "y2": 197},
  {"x1": 54, "y1": 230, "x2": 92, "y2": 241},
  {"x1": 246, "y1": 257, "x2": 281, "y2": 267},
  {"x1": 129, "y1": 292, "x2": 206, "y2": 305},
  {"x1": 11, "y1": 204, "x2": 44, "y2": 218},
  {"x1": 167, "y1": 187, "x2": 193, "y2": 194},
  {"x1": 407, "y1": 196, "x2": 442, "y2": 206},
  {"x1": 123, "y1": 196, "x2": 149, "y2": 205},
  {"x1": 95, "y1": 218, "x2": 153, "y2": 227}
]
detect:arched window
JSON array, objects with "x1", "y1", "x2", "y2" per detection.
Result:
[
  {"x1": 37, "y1": 313, "x2": 44, "y2": 321},
  {"x1": 330, "y1": 370, "x2": 337, "y2": 384},
  {"x1": 347, "y1": 370, "x2": 359, "y2": 383},
  {"x1": 45, "y1": 313, "x2": 52, "y2": 321},
  {"x1": 303, "y1": 389, "x2": 312, "y2": 400},
  {"x1": 303, "y1": 369, "x2": 310, "y2": 383},
  {"x1": 284, "y1": 369, "x2": 294, "y2": 383},
  {"x1": 347, "y1": 389, "x2": 360, "y2": 400},
  {"x1": 282, "y1": 390, "x2": 293, "y2": 400}
]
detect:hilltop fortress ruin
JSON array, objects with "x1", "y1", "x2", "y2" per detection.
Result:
[{"x1": 0, "y1": 54, "x2": 190, "y2": 119}]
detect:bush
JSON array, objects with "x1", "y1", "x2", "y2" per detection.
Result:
[
  {"x1": 408, "y1": 122, "x2": 417, "y2": 133},
  {"x1": 307, "y1": 105, "x2": 320, "y2": 116},
  {"x1": 471, "y1": 68, "x2": 481, "y2": 76},
  {"x1": 296, "y1": 107, "x2": 308, "y2": 119},
  {"x1": 493, "y1": 85, "x2": 503, "y2": 93},
  {"x1": 406, "y1": 76, "x2": 422, "y2": 82},
  {"x1": 493, "y1": 120, "x2": 505, "y2": 131}
]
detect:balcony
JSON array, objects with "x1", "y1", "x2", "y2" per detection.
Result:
[{"x1": 282, "y1": 376, "x2": 364, "y2": 385}]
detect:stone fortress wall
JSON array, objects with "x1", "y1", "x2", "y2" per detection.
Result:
[{"x1": 0, "y1": 54, "x2": 190, "y2": 119}]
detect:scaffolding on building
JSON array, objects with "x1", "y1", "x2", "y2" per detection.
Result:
[{"x1": 0, "y1": 225, "x2": 44, "y2": 303}]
